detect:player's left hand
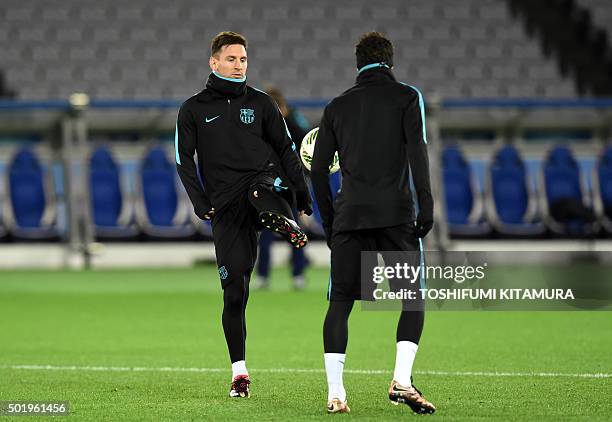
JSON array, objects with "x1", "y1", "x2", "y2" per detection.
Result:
[
  {"x1": 296, "y1": 191, "x2": 313, "y2": 216},
  {"x1": 414, "y1": 216, "x2": 433, "y2": 238}
]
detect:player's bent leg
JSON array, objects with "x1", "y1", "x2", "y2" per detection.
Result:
[{"x1": 248, "y1": 184, "x2": 308, "y2": 249}]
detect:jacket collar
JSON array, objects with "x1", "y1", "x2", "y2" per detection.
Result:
[
  {"x1": 356, "y1": 63, "x2": 396, "y2": 84},
  {"x1": 204, "y1": 71, "x2": 247, "y2": 99}
]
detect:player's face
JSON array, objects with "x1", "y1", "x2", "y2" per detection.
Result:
[{"x1": 209, "y1": 44, "x2": 248, "y2": 79}]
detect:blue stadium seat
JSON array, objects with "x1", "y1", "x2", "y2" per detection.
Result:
[
  {"x1": 88, "y1": 146, "x2": 139, "y2": 240},
  {"x1": 136, "y1": 146, "x2": 195, "y2": 239},
  {"x1": 442, "y1": 146, "x2": 490, "y2": 237},
  {"x1": 541, "y1": 146, "x2": 598, "y2": 236},
  {"x1": 485, "y1": 145, "x2": 545, "y2": 236},
  {"x1": 593, "y1": 146, "x2": 612, "y2": 235},
  {"x1": 4, "y1": 148, "x2": 58, "y2": 240}
]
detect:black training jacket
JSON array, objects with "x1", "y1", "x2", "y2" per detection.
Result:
[
  {"x1": 311, "y1": 65, "x2": 433, "y2": 236},
  {"x1": 175, "y1": 72, "x2": 310, "y2": 217}
]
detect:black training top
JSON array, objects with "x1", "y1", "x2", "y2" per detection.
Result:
[
  {"x1": 175, "y1": 72, "x2": 310, "y2": 218},
  {"x1": 311, "y1": 64, "x2": 433, "y2": 236}
]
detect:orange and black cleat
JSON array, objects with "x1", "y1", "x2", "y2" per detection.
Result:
[
  {"x1": 388, "y1": 380, "x2": 435, "y2": 414},
  {"x1": 229, "y1": 375, "x2": 251, "y2": 398},
  {"x1": 327, "y1": 398, "x2": 350, "y2": 414},
  {"x1": 260, "y1": 212, "x2": 308, "y2": 248}
]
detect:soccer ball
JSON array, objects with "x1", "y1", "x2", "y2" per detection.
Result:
[{"x1": 299, "y1": 127, "x2": 340, "y2": 173}]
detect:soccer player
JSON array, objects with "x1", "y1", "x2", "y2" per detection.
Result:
[
  {"x1": 311, "y1": 32, "x2": 436, "y2": 414},
  {"x1": 175, "y1": 31, "x2": 312, "y2": 398}
]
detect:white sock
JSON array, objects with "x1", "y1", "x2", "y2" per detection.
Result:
[
  {"x1": 324, "y1": 353, "x2": 346, "y2": 401},
  {"x1": 231, "y1": 360, "x2": 248, "y2": 379},
  {"x1": 393, "y1": 341, "x2": 418, "y2": 387}
]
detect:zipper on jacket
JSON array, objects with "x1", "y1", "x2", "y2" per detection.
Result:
[{"x1": 227, "y1": 99, "x2": 231, "y2": 121}]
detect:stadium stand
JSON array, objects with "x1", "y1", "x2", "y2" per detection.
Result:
[
  {"x1": 575, "y1": 0, "x2": 612, "y2": 44},
  {"x1": 0, "y1": 0, "x2": 577, "y2": 100},
  {"x1": 510, "y1": 0, "x2": 612, "y2": 95},
  {"x1": 0, "y1": 1, "x2": 610, "y2": 247},
  {"x1": 0, "y1": 141, "x2": 610, "y2": 242}
]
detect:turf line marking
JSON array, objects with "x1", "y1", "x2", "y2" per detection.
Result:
[{"x1": 1, "y1": 364, "x2": 610, "y2": 379}]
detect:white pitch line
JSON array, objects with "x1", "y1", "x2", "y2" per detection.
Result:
[{"x1": 0, "y1": 364, "x2": 610, "y2": 379}]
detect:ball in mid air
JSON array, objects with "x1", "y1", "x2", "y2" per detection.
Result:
[{"x1": 299, "y1": 127, "x2": 340, "y2": 173}]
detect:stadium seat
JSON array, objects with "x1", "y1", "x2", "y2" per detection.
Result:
[
  {"x1": 2, "y1": 0, "x2": 576, "y2": 100},
  {"x1": 136, "y1": 147, "x2": 195, "y2": 239},
  {"x1": 442, "y1": 146, "x2": 491, "y2": 237},
  {"x1": 593, "y1": 146, "x2": 612, "y2": 235},
  {"x1": 88, "y1": 146, "x2": 139, "y2": 240},
  {"x1": 485, "y1": 145, "x2": 545, "y2": 236},
  {"x1": 540, "y1": 146, "x2": 598, "y2": 236},
  {"x1": 3, "y1": 148, "x2": 58, "y2": 240}
]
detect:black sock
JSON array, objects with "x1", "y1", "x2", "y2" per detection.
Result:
[
  {"x1": 396, "y1": 310, "x2": 424, "y2": 344},
  {"x1": 323, "y1": 301, "x2": 354, "y2": 353},
  {"x1": 222, "y1": 274, "x2": 250, "y2": 363}
]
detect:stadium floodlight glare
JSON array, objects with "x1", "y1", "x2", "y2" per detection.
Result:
[{"x1": 69, "y1": 93, "x2": 90, "y2": 109}]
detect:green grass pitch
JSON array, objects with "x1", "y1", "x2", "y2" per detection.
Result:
[{"x1": 1, "y1": 266, "x2": 611, "y2": 420}]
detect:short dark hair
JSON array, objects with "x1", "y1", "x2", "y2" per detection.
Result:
[
  {"x1": 211, "y1": 31, "x2": 248, "y2": 57},
  {"x1": 355, "y1": 32, "x2": 394, "y2": 70}
]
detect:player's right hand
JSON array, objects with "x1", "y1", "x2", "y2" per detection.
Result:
[
  {"x1": 203, "y1": 207, "x2": 215, "y2": 220},
  {"x1": 196, "y1": 207, "x2": 214, "y2": 220}
]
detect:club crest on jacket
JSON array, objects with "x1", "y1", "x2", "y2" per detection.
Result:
[{"x1": 240, "y1": 108, "x2": 255, "y2": 124}]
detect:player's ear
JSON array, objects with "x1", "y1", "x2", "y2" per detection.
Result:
[{"x1": 209, "y1": 56, "x2": 217, "y2": 72}]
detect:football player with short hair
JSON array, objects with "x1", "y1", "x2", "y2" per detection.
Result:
[
  {"x1": 175, "y1": 31, "x2": 312, "y2": 398},
  {"x1": 311, "y1": 32, "x2": 436, "y2": 414}
]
